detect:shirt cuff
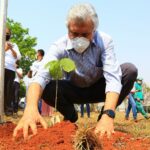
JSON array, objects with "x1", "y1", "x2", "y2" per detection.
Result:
[{"x1": 105, "y1": 82, "x2": 122, "y2": 94}]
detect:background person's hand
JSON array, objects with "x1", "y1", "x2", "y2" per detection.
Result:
[
  {"x1": 5, "y1": 42, "x2": 10, "y2": 51},
  {"x1": 7, "y1": 42, "x2": 14, "y2": 49},
  {"x1": 94, "y1": 114, "x2": 115, "y2": 138},
  {"x1": 13, "y1": 107, "x2": 48, "y2": 140}
]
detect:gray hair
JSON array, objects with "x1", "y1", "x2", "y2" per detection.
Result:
[{"x1": 66, "y1": 3, "x2": 99, "y2": 30}]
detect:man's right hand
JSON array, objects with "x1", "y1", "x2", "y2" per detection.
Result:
[{"x1": 13, "y1": 107, "x2": 48, "y2": 140}]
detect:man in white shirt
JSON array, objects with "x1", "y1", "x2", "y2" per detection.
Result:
[
  {"x1": 30, "y1": 49, "x2": 45, "y2": 77},
  {"x1": 4, "y1": 27, "x2": 21, "y2": 116},
  {"x1": 13, "y1": 3, "x2": 137, "y2": 139}
]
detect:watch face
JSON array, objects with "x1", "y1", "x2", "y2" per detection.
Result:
[{"x1": 103, "y1": 110, "x2": 115, "y2": 118}]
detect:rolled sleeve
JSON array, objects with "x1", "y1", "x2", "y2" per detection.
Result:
[
  {"x1": 30, "y1": 69, "x2": 51, "y2": 90},
  {"x1": 104, "y1": 72, "x2": 122, "y2": 94},
  {"x1": 101, "y1": 33, "x2": 122, "y2": 94}
]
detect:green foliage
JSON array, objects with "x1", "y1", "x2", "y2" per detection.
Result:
[
  {"x1": 45, "y1": 58, "x2": 76, "y2": 80},
  {"x1": 45, "y1": 60, "x2": 63, "y2": 80},
  {"x1": 7, "y1": 18, "x2": 37, "y2": 74}
]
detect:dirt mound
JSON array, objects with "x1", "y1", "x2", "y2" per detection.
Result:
[
  {"x1": 0, "y1": 121, "x2": 76, "y2": 150},
  {"x1": 0, "y1": 121, "x2": 150, "y2": 150}
]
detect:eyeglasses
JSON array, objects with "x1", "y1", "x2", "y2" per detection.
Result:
[{"x1": 69, "y1": 30, "x2": 93, "y2": 38}]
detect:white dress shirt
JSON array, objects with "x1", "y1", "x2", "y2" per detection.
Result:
[{"x1": 32, "y1": 31, "x2": 122, "y2": 94}]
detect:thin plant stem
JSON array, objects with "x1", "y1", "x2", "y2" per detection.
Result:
[{"x1": 54, "y1": 79, "x2": 58, "y2": 112}]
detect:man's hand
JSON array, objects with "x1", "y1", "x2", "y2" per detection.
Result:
[
  {"x1": 13, "y1": 107, "x2": 48, "y2": 140},
  {"x1": 94, "y1": 114, "x2": 115, "y2": 138}
]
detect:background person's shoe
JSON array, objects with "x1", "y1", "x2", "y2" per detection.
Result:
[
  {"x1": 12, "y1": 113, "x2": 18, "y2": 119},
  {"x1": 145, "y1": 116, "x2": 150, "y2": 119},
  {"x1": 134, "y1": 118, "x2": 138, "y2": 122},
  {"x1": 125, "y1": 116, "x2": 129, "y2": 120},
  {"x1": 5, "y1": 111, "x2": 13, "y2": 116}
]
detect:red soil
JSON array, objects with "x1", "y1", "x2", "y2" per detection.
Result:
[
  {"x1": 0, "y1": 121, "x2": 150, "y2": 150},
  {"x1": 101, "y1": 131, "x2": 150, "y2": 150}
]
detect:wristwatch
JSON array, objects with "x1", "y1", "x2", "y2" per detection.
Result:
[{"x1": 102, "y1": 109, "x2": 115, "y2": 119}]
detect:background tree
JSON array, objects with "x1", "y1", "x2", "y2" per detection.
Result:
[{"x1": 7, "y1": 18, "x2": 37, "y2": 74}]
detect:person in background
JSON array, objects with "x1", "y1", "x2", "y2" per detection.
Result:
[
  {"x1": 125, "y1": 87, "x2": 137, "y2": 122},
  {"x1": 134, "y1": 78, "x2": 149, "y2": 119},
  {"x1": 4, "y1": 27, "x2": 21, "y2": 116},
  {"x1": 80, "y1": 103, "x2": 90, "y2": 118},
  {"x1": 30, "y1": 49, "x2": 45, "y2": 114},
  {"x1": 13, "y1": 60, "x2": 23, "y2": 118},
  {"x1": 13, "y1": 3, "x2": 137, "y2": 139},
  {"x1": 23, "y1": 71, "x2": 32, "y2": 92},
  {"x1": 22, "y1": 70, "x2": 32, "y2": 109},
  {"x1": 30, "y1": 49, "x2": 45, "y2": 77}
]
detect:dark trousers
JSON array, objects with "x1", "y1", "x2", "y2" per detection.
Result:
[
  {"x1": 42, "y1": 63, "x2": 138, "y2": 122},
  {"x1": 4, "y1": 69, "x2": 15, "y2": 113},
  {"x1": 80, "y1": 103, "x2": 90, "y2": 118},
  {"x1": 13, "y1": 81, "x2": 20, "y2": 113}
]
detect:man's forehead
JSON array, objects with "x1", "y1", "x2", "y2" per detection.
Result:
[
  {"x1": 69, "y1": 19, "x2": 94, "y2": 27},
  {"x1": 68, "y1": 21, "x2": 94, "y2": 32}
]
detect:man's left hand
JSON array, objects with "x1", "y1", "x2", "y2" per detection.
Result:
[{"x1": 94, "y1": 114, "x2": 115, "y2": 138}]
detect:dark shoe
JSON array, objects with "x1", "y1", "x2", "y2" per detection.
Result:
[
  {"x1": 97, "y1": 106, "x2": 104, "y2": 121},
  {"x1": 12, "y1": 113, "x2": 18, "y2": 119},
  {"x1": 145, "y1": 116, "x2": 150, "y2": 119},
  {"x1": 64, "y1": 110, "x2": 78, "y2": 123},
  {"x1": 5, "y1": 111, "x2": 13, "y2": 116},
  {"x1": 125, "y1": 116, "x2": 129, "y2": 120},
  {"x1": 134, "y1": 118, "x2": 138, "y2": 122}
]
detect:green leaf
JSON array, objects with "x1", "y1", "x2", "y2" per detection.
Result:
[
  {"x1": 45, "y1": 60, "x2": 63, "y2": 80},
  {"x1": 45, "y1": 61, "x2": 53, "y2": 70},
  {"x1": 60, "y1": 58, "x2": 76, "y2": 72}
]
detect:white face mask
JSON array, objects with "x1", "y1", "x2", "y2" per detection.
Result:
[{"x1": 71, "y1": 37, "x2": 90, "y2": 53}]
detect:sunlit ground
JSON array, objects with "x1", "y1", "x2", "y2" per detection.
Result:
[{"x1": 2, "y1": 110, "x2": 150, "y2": 138}]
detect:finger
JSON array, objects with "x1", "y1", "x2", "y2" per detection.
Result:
[
  {"x1": 94, "y1": 128, "x2": 99, "y2": 134},
  {"x1": 13, "y1": 125, "x2": 23, "y2": 138},
  {"x1": 39, "y1": 117, "x2": 48, "y2": 129},
  {"x1": 23, "y1": 124, "x2": 29, "y2": 140},
  {"x1": 112, "y1": 130, "x2": 115, "y2": 134},
  {"x1": 107, "y1": 131, "x2": 111, "y2": 138},
  {"x1": 100, "y1": 130, "x2": 105, "y2": 137},
  {"x1": 94, "y1": 128, "x2": 101, "y2": 136},
  {"x1": 30, "y1": 123, "x2": 37, "y2": 135}
]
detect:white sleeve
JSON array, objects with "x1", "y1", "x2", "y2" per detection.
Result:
[
  {"x1": 100, "y1": 32, "x2": 122, "y2": 94},
  {"x1": 13, "y1": 43, "x2": 21, "y2": 60}
]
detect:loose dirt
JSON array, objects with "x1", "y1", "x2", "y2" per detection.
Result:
[{"x1": 0, "y1": 121, "x2": 150, "y2": 150}]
